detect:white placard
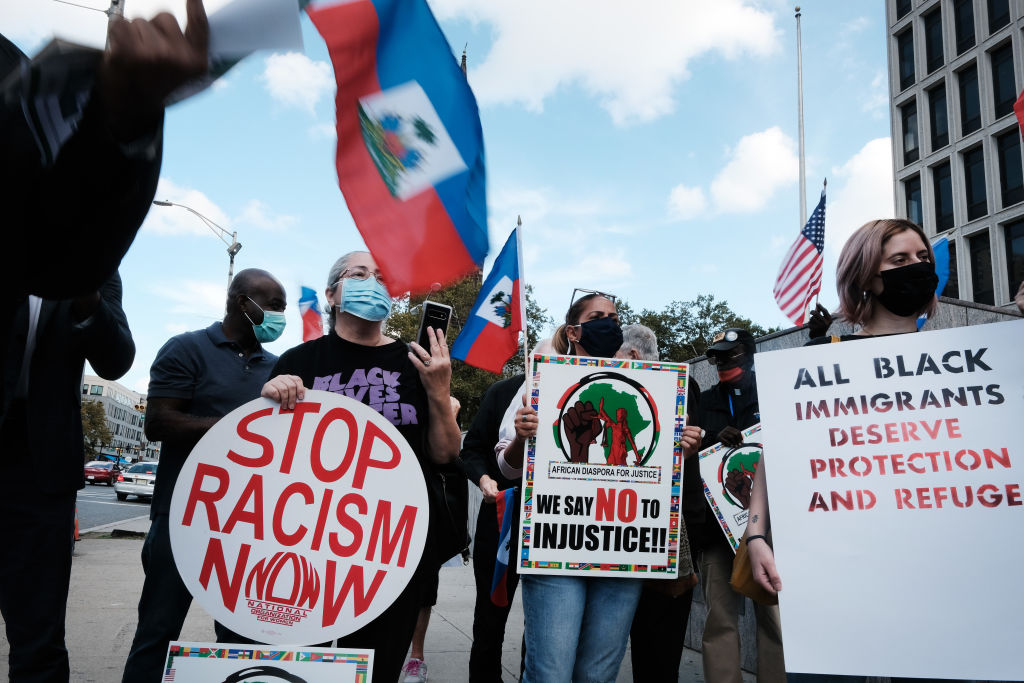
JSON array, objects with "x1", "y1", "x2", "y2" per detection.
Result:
[
  {"x1": 755, "y1": 319, "x2": 1024, "y2": 679},
  {"x1": 697, "y1": 424, "x2": 762, "y2": 552},
  {"x1": 164, "y1": 641, "x2": 372, "y2": 681},
  {"x1": 169, "y1": 391, "x2": 428, "y2": 645},
  {"x1": 517, "y1": 355, "x2": 687, "y2": 578}
]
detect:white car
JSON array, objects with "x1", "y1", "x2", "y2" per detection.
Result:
[{"x1": 114, "y1": 462, "x2": 157, "y2": 502}]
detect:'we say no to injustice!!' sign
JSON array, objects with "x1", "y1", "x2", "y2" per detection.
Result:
[{"x1": 169, "y1": 390, "x2": 428, "y2": 645}]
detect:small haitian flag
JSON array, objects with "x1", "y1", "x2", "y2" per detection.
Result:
[
  {"x1": 306, "y1": 0, "x2": 489, "y2": 295},
  {"x1": 299, "y1": 286, "x2": 324, "y2": 341},
  {"x1": 452, "y1": 227, "x2": 523, "y2": 373},
  {"x1": 490, "y1": 487, "x2": 516, "y2": 607}
]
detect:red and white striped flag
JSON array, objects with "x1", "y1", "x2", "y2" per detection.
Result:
[{"x1": 774, "y1": 188, "x2": 826, "y2": 326}]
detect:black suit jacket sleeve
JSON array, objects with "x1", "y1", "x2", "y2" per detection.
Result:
[
  {"x1": 459, "y1": 375, "x2": 524, "y2": 489},
  {"x1": 75, "y1": 273, "x2": 135, "y2": 380}
]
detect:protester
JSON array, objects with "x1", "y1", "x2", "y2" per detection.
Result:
[
  {"x1": 0, "y1": 0, "x2": 209, "y2": 427},
  {"x1": 261, "y1": 251, "x2": 461, "y2": 683},
  {"x1": 623, "y1": 323, "x2": 703, "y2": 683},
  {"x1": 0, "y1": 274, "x2": 133, "y2": 681},
  {"x1": 121, "y1": 269, "x2": 286, "y2": 683},
  {"x1": 1016, "y1": 280, "x2": 1024, "y2": 314},
  {"x1": 693, "y1": 328, "x2": 785, "y2": 683},
  {"x1": 746, "y1": 218, "x2": 940, "y2": 683},
  {"x1": 519, "y1": 294, "x2": 701, "y2": 683}
]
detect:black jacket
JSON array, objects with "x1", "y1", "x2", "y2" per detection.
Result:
[{"x1": 459, "y1": 374, "x2": 525, "y2": 491}]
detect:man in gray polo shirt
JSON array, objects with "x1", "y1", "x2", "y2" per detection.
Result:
[{"x1": 121, "y1": 268, "x2": 287, "y2": 683}]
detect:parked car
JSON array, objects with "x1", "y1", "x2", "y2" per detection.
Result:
[
  {"x1": 114, "y1": 462, "x2": 157, "y2": 502},
  {"x1": 83, "y1": 460, "x2": 118, "y2": 486}
]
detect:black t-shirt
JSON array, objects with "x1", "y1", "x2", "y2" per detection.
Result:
[{"x1": 270, "y1": 332, "x2": 430, "y2": 462}]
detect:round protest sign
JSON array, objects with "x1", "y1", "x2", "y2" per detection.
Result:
[{"x1": 169, "y1": 390, "x2": 429, "y2": 645}]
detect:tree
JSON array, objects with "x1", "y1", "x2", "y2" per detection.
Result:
[
  {"x1": 618, "y1": 294, "x2": 781, "y2": 362},
  {"x1": 81, "y1": 400, "x2": 112, "y2": 460},
  {"x1": 387, "y1": 277, "x2": 553, "y2": 427}
]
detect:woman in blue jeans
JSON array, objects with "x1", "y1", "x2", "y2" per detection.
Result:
[{"x1": 518, "y1": 291, "x2": 643, "y2": 683}]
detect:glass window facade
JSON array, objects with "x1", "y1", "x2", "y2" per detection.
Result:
[
  {"x1": 990, "y1": 43, "x2": 1016, "y2": 118},
  {"x1": 1005, "y1": 219, "x2": 1024, "y2": 297},
  {"x1": 959, "y1": 64, "x2": 981, "y2": 135},
  {"x1": 898, "y1": 29, "x2": 916, "y2": 90},
  {"x1": 924, "y1": 8, "x2": 944, "y2": 73},
  {"x1": 902, "y1": 100, "x2": 919, "y2": 164},
  {"x1": 988, "y1": 0, "x2": 1010, "y2": 33},
  {"x1": 90, "y1": 385, "x2": 103, "y2": 396},
  {"x1": 897, "y1": 0, "x2": 913, "y2": 20},
  {"x1": 933, "y1": 161, "x2": 954, "y2": 230},
  {"x1": 905, "y1": 175, "x2": 923, "y2": 225},
  {"x1": 968, "y1": 231, "x2": 994, "y2": 304},
  {"x1": 955, "y1": 0, "x2": 976, "y2": 53},
  {"x1": 997, "y1": 129, "x2": 1024, "y2": 207},
  {"x1": 964, "y1": 146, "x2": 987, "y2": 220},
  {"x1": 929, "y1": 84, "x2": 949, "y2": 150}
]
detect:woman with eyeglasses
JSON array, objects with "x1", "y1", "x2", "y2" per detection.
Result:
[
  {"x1": 746, "y1": 219, "x2": 942, "y2": 683},
  {"x1": 519, "y1": 290, "x2": 703, "y2": 683},
  {"x1": 260, "y1": 251, "x2": 461, "y2": 683}
]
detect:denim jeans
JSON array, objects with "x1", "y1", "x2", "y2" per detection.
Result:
[{"x1": 521, "y1": 574, "x2": 643, "y2": 683}]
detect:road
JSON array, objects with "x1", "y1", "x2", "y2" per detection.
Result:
[{"x1": 76, "y1": 483, "x2": 152, "y2": 532}]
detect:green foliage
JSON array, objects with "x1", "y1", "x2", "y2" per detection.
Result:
[
  {"x1": 617, "y1": 293, "x2": 781, "y2": 362},
  {"x1": 81, "y1": 400, "x2": 112, "y2": 460},
  {"x1": 386, "y1": 277, "x2": 553, "y2": 427}
]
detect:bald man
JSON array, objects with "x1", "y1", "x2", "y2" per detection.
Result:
[{"x1": 122, "y1": 269, "x2": 286, "y2": 683}]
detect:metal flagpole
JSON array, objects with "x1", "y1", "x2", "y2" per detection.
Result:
[
  {"x1": 107, "y1": 0, "x2": 124, "y2": 48},
  {"x1": 796, "y1": 6, "x2": 807, "y2": 229},
  {"x1": 516, "y1": 216, "x2": 531, "y2": 396}
]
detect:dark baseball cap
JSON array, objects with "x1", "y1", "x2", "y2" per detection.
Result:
[{"x1": 707, "y1": 328, "x2": 755, "y2": 353}]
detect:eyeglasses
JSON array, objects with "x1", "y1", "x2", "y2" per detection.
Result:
[
  {"x1": 568, "y1": 288, "x2": 617, "y2": 312},
  {"x1": 336, "y1": 266, "x2": 386, "y2": 285}
]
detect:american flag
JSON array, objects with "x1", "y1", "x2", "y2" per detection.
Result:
[{"x1": 774, "y1": 189, "x2": 826, "y2": 326}]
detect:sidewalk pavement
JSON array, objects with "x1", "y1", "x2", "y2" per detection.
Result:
[{"x1": 0, "y1": 516, "x2": 721, "y2": 682}]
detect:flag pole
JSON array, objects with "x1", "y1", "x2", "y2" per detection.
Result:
[
  {"x1": 516, "y1": 216, "x2": 531, "y2": 396},
  {"x1": 814, "y1": 177, "x2": 827, "y2": 308},
  {"x1": 796, "y1": 6, "x2": 807, "y2": 229}
]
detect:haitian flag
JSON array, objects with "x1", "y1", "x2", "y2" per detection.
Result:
[
  {"x1": 452, "y1": 227, "x2": 523, "y2": 373},
  {"x1": 299, "y1": 286, "x2": 325, "y2": 341},
  {"x1": 490, "y1": 487, "x2": 516, "y2": 607},
  {"x1": 306, "y1": 0, "x2": 489, "y2": 295}
]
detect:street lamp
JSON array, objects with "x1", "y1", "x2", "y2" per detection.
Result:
[{"x1": 152, "y1": 200, "x2": 242, "y2": 288}]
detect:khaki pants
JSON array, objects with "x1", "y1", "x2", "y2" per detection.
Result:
[{"x1": 699, "y1": 541, "x2": 786, "y2": 683}]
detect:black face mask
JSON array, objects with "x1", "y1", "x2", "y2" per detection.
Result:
[
  {"x1": 574, "y1": 317, "x2": 623, "y2": 358},
  {"x1": 875, "y1": 261, "x2": 939, "y2": 317}
]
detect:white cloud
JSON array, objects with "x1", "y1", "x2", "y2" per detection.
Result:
[
  {"x1": 667, "y1": 184, "x2": 707, "y2": 221},
  {"x1": 237, "y1": 200, "x2": 297, "y2": 232},
  {"x1": 433, "y1": 0, "x2": 780, "y2": 125},
  {"x1": 862, "y1": 71, "x2": 889, "y2": 119},
  {"x1": 260, "y1": 52, "x2": 334, "y2": 114},
  {"x1": 709, "y1": 126, "x2": 799, "y2": 212},
  {"x1": 145, "y1": 179, "x2": 234, "y2": 237},
  {"x1": 153, "y1": 279, "x2": 227, "y2": 320},
  {"x1": 309, "y1": 122, "x2": 338, "y2": 140},
  {"x1": 826, "y1": 137, "x2": 895, "y2": 254}
]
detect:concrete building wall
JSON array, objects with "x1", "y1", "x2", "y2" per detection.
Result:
[{"x1": 81, "y1": 375, "x2": 159, "y2": 461}]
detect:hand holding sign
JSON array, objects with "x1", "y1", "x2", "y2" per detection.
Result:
[
  {"x1": 717, "y1": 425, "x2": 743, "y2": 447},
  {"x1": 514, "y1": 393, "x2": 538, "y2": 442},
  {"x1": 562, "y1": 400, "x2": 602, "y2": 463}
]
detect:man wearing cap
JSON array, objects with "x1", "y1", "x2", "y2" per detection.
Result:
[{"x1": 691, "y1": 328, "x2": 785, "y2": 683}]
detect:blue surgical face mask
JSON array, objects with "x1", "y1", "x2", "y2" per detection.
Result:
[
  {"x1": 244, "y1": 297, "x2": 286, "y2": 343},
  {"x1": 339, "y1": 277, "x2": 392, "y2": 322}
]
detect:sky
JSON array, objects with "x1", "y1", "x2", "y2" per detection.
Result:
[{"x1": 3, "y1": 0, "x2": 898, "y2": 394}]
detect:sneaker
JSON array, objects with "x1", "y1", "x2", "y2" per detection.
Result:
[{"x1": 402, "y1": 657, "x2": 428, "y2": 683}]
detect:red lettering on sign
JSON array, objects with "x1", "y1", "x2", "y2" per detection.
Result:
[
  {"x1": 273, "y1": 482, "x2": 314, "y2": 546},
  {"x1": 595, "y1": 488, "x2": 614, "y2": 521},
  {"x1": 617, "y1": 489, "x2": 637, "y2": 522},
  {"x1": 322, "y1": 562, "x2": 387, "y2": 624},
  {"x1": 222, "y1": 474, "x2": 265, "y2": 539},
  {"x1": 279, "y1": 403, "x2": 322, "y2": 475},
  {"x1": 182, "y1": 463, "x2": 230, "y2": 530},
  {"x1": 366, "y1": 501, "x2": 417, "y2": 567},
  {"x1": 310, "y1": 489, "x2": 334, "y2": 552},
  {"x1": 352, "y1": 421, "x2": 401, "y2": 489},
  {"x1": 227, "y1": 408, "x2": 275, "y2": 468},
  {"x1": 199, "y1": 538, "x2": 251, "y2": 611},
  {"x1": 329, "y1": 492, "x2": 367, "y2": 558},
  {"x1": 310, "y1": 407, "x2": 359, "y2": 483}
]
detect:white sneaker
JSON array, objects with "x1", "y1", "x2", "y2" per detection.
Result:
[{"x1": 402, "y1": 657, "x2": 428, "y2": 683}]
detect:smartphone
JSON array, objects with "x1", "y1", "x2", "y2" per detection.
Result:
[{"x1": 417, "y1": 301, "x2": 453, "y2": 349}]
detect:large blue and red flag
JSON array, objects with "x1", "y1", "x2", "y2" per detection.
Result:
[
  {"x1": 452, "y1": 227, "x2": 523, "y2": 373},
  {"x1": 490, "y1": 487, "x2": 516, "y2": 607},
  {"x1": 299, "y1": 286, "x2": 325, "y2": 341},
  {"x1": 306, "y1": 0, "x2": 489, "y2": 295}
]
